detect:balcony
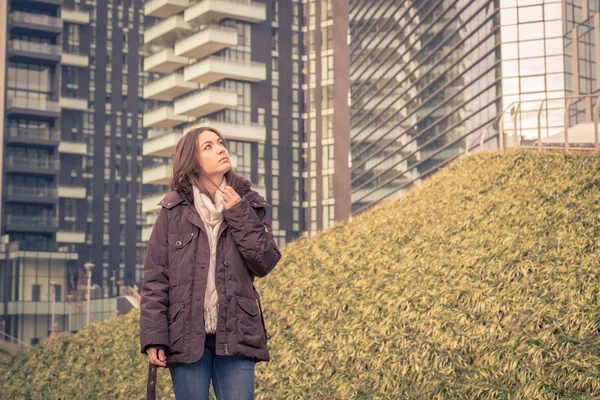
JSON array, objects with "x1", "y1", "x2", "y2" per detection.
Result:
[
  {"x1": 144, "y1": 15, "x2": 194, "y2": 46},
  {"x1": 59, "y1": 96, "x2": 88, "y2": 111},
  {"x1": 56, "y1": 230, "x2": 86, "y2": 244},
  {"x1": 174, "y1": 25, "x2": 237, "y2": 59},
  {"x1": 143, "y1": 106, "x2": 192, "y2": 129},
  {"x1": 5, "y1": 186, "x2": 58, "y2": 204},
  {"x1": 6, "y1": 96, "x2": 61, "y2": 119},
  {"x1": 26, "y1": 0, "x2": 63, "y2": 6},
  {"x1": 58, "y1": 185, "x2": 87, "y2": 199},
  {"x1": 143, "y1": 130, "x2": 182, "y2": 157},
  {"x1": 144, "y1": 49, "x2": 189, "y2": 74},
  {"x1": 61, "y1": 48, "x2": 89, "y2": 67},
  {"x1": 173, "y1": 88, "x2": 237, "y2": 118},
  {"x1": 142, "y1": 193, "x2": 166, "y2": 213},
  {"x1": 145, "y1": 0, "x2": 189, "y2": 18},
  {"x1": 58, "y1": 140, "x2": 87, "y2": 155},
  {"x1": 9, "y1": 11, "x2": 63, "y2": 35},
  {"x1": 6, "y1": 126, "x2": 60, "y2": 147},
  {"x1": 61, "y1": 9, "x2": 90, "y2": 24},
  {"x1": 186, "y1": 119, "x2": 266, "y2": 142},
  {"x1": 143, "y1": 74, "x2": 198, "y2": 101},
  {"x1": 184, "y1": 56, "x2": 266, "y2": 85},
  {"x1": 6, "y1": 156, "x2": 60, "y2": 175},
  {"x1": 4, "y1": 215, "x2": 59, "y2": 233},
  {"x1": 8, "y1": 40, "x2": 61, "y2": 64},
  {"x1": 143, "y1": 164, "x2": 172, "y2": 186},
  {"x1": 184, "y1": 0, "x2": 266, "y2": 25}
]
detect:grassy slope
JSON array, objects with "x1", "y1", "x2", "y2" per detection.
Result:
[{"x1": 2, "y1": 151, "x2": 600, "y2": 399}]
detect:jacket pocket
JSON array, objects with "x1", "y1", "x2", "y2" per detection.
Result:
[
  {"x1": 167, "y1": 233, "x2": 195, "y2": 286},
  {"x1": 167, "y1": 232, "x2": 194, "y2": 249},
  {"x1": 167, "y1": 302, "x2": 186, "y2": 355},
  {"x1": 235, "y1": 295, "x2": 263, "y2": 348}
]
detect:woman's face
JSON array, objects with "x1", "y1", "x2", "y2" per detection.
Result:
[{"x1": 196, "y1": 130, "x2": 231, "y2": 177}]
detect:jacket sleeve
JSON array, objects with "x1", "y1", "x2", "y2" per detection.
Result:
[
  {"x1": 139, "y1": 207, "x2": 170, "y2": 354},
  {"x1": 223, "y1": 196, "x2": 282, "y2": 278}
]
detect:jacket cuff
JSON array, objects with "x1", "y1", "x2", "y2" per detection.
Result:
[{"x1": 143, "y1": 344, "x2": 166, "y2": 354}]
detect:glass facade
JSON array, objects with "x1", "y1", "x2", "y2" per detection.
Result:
[
  {"x1": 302, "y1": 0, "x2": 350, "y2": 236},
  {"x1": 349, "y1": 0, "x2": 596, "y2": 214},
  {"x1": 564, "y1": 5, "x2": 600, "y2": 127},
  {"x1": 350, "y1": 0, "x2": 502, "y2": 214}
]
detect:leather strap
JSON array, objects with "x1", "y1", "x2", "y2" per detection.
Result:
[{"x1": 147, "y1": 362, "x2": 157, "y2": 400}]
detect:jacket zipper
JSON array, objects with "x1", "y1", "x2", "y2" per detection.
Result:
[
  {"x1": 222, "y1": 227, "x2": 230, "y2": 356},
  {"x1": 188, "y1": 233, "x2": 196, "y2": 353}
]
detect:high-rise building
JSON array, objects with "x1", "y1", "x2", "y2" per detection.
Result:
[
  {"x1": 348, "y1": 0, "x2": 577, "y2": 214},
  {"x1": 349, "y1": 1, "x2": 502, "y2": 215},
  {"x1": 301, "y1": 0, "x2": 350, "y2": 235},
  {"x1": 140, "y1": 0, "x2": 307, "y2": 248},
  {"x1": 0, "y1": 0, "x2": 145, "y2": 346}
]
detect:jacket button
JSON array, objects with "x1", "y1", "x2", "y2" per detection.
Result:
[
  {"x1": 221, "y1": 231, "x2": 226, "y2": 237},
  {"x1": 175, "y1": 240, "x2": 182, "y2": 246},
  {"x1": 224, "y1": 261, "x2": 230, "y2": 266},
  {"x1": 227, "y1": 325, "x2": 232, "y2": 332}
]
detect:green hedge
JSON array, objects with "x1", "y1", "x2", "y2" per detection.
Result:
[{"x1": 2, "y1": 151, "x2": 600, "y2": 399}]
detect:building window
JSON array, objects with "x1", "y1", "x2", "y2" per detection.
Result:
[
  {"x1": 32, "y1": 284, "x2": 41, "y2": 302},
  {"x1": 54, "y1": 285, "x2": 62, "y2": 302}
]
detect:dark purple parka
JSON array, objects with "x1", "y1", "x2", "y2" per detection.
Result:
[{"x1": 139, "y1": 186, "x2": 281, "y2": 364}]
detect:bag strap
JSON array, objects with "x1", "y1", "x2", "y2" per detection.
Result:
[{"x1": 147, "y1": 362, "x2": 157, "y2": 400}]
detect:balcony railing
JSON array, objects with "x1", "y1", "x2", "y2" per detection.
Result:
[
  {"x1": 6, "y1": 96, "x2": 61, "y2": 113},
  {"x1": 8, "y1": 40, "x2": 61, "y2": 56},
  {"x1": 5, "y1": 215, "x2": 59, "y2": 228},
  {"x1": 7, "y1": 156, "x2": 60, "y2": 170},
  {"x1": 9, "y1": 241, "x2": 61, "y2": 252},
  {"x1": 7, "y1": 127, "x2": 60, "y2": 141},
  {"x1": 6, "y1": 186, "x2": 58, "y2": 198},
  {"x1": 10, "y1": 11, "x2": 63, "y2": 28}
]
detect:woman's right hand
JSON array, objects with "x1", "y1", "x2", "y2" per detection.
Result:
[{"x1": 148, "y1": 347, "x2": 167, "y2": 367}]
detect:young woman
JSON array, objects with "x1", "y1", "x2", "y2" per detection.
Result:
[{"x1": 140, "y1": 127, "x2": 282, "y2": 399}]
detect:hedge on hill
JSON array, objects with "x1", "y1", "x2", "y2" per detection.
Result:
[{"x1": 2, "y1": 150, "x2": 600, "y2": 399}]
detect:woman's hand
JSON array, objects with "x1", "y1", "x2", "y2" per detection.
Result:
[
  {"x1": 148, "y1": 348, "x2": 167, "y2": 367},
  {"x1": 222, "y1": 186, "x2": 242, "y2": 210}
]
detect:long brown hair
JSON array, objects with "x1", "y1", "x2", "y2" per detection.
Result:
[{"x1": 170, "y1": 127, "x2": 252, "y2": 204}]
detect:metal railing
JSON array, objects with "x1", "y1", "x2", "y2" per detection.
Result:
[
  {"x1": 7, "y1": 126, "x2": 60, "y2": 141},
  {"x1": 6, "y1": 96, "x2": 61, "y2": 113},
  {"x1": 7, "y1": 155, "x2": 60, "y2": 170},
  {"x1": 464, "y1": 94, "x2": 600, "y2": 158},
  {"x1": 5, "y1": 215, "x2": 59, "y2": 228},
  {"x1": 10, "y1": 11, "x2": 62, "y2": 28},
  {"x1": 6, "y1": 185, "x2": 58, "y2": 198},
  {"x1": 8, "y1": 40, "x2": 61, "y2": 56}
]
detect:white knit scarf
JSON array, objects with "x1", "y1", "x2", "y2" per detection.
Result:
[{"x1": 192, "y1": 177, "x2": 227, "y2": 334}]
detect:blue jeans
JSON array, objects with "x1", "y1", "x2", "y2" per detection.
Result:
[{"x1": 168, "y1": 346, "x2": 255, "y2": 400}]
